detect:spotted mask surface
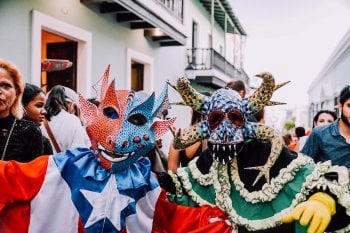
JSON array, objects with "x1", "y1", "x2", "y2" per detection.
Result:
[
  {"x1": 206, "y1": 88, "x2": 257, "y2": 162},
  {"x1": 79, "y1": 66, "x2": 175, "y2": 172},
  {"x1": 169, "y1": 73, "x2": 288, "y2": 185}
]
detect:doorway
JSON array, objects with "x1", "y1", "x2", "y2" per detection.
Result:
[
  {"x1": 32, "y1": 11, "x2": 92, "y2": 96},
  {"x1": 41, "y1": 30, "x2": 77, "y2": 92},
  {"x1": 131, "y1": 61, "x2": 144, "y2": 91},
  {"x1": 126, "y1": 48, "x2": 153, "y2": 93}
]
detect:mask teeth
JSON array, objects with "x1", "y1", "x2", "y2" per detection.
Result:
[{"x1": 234, "y1": 144, "x2": 237, "y2": 156}]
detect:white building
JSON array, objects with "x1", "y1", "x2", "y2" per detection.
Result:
[
  {"x1": 264, "y1": 106, "x2": 288, "y2": 133},
  {"x1": 307, "y1": 28, "x2": 350, "y2": 127}
]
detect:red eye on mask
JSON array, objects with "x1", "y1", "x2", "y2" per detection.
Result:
[
  {"x1": 227, "y1": 110, "x2": 245, "y2": 128},
  {"x1": 208, "y1": 110, "x2": 225, "y2": 130},
  {"x1": 208, "y1": 110, "x2": 245, "y2": 130}
]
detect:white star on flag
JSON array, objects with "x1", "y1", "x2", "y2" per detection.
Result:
[{"x1": 80, "y1": 174, "x2": 135, "y2": 230}]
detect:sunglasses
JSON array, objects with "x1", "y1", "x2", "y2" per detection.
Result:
[{"x1": 208, "y1": 109, "x2": 245, "y2": 130}]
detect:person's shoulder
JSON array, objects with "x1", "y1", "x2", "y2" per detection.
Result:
[
  {"x1": 311, "y1": 124, "x2": 332, "y2": 134},
  {"x1": 16, "y1": 118, "x2": 39, "y2": 127},
  {"x1": 57, "y1": 110, "x2": 81, "y2": 124},
  {"x1": 14, "y1": 118, "x2": 41, "y2": 134}
]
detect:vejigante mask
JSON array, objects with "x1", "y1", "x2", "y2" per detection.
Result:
[
  {"x1": 169, "y1": 73, "x2": 289, "y2": 185},
  {"x1": 79, "y1": 65, "x2": 175, "y2": 171}
]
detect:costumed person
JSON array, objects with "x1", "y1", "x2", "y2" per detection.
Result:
[
  {"x1": 0, "y1": 65, "x2": 175, "y2": 233},
  {"x1": 155, "y1": 74, "x2": 350, "y2": 233}
]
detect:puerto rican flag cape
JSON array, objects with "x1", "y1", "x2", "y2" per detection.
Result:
[{"x1": 0, "y1": 147, "x2": 232, "y2": 233}]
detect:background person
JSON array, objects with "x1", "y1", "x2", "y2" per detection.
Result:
[
  {"x1": 147, "y1": 109, "x2": 171, "y2": 173},
  {"x1": 22, "y1": 83, "x2": 53, "y2": 155},
  {"x1": 312, "y1": 110, "x2": 337, "y2": 128},
  {"x1": 41, "y1": 85, "x2": 91, "y2": 153},
  {"x1": 226, "y1": 79, "x2": 258, "y2": 122},
  {"x1": 282, "y1": 133, "x2": 292, "y2": 146},
  {"x1": 254, "y1": 109, "x2": 265, "y2": 124},
  {"x1": 168, "y1": 109, "x2": 207, "y2": 172},
  {"x1": 226, "y1": 79, "x2": 246, "y2": 98},
  {"x1": 294, "y1": 126, "x2": 306, "y2": 152},
  {"x1": 301, "y1": 86, "x2": 350, "y2": 167},
  {"x1": 299, "y1": 110, "x2": 337, "y2": 150},
  {"x1": 0, "y1": 59, "x2": 43, "y2": 161}
]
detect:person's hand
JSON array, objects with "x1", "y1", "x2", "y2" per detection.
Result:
[
  {"x1": 282, "y1": 192, "x2": 336, "y2": 233},
  {"x1": 156, "y1": 172, "x2": 176, "y2": 194}
]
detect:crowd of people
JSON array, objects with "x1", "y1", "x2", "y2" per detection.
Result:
[
  {"x1": 1, "y1": 59, "x2": 350, "y2": 232},
  {"x1": 0, "y1": 59, "x2": 90, "y2": 162}
]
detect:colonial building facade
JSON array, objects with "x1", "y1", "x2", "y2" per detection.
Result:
[{"x1": 0, "y1": 0, "x2": 247, "y2": 127}]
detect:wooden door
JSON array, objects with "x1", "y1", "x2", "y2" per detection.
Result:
[{"x1": 46, "y1": 41, "x2": 77, "y2": 91}]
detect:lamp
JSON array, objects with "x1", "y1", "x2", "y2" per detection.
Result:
[{"x1": 185, "y1": 63, "x2": 196, "y2": 80}]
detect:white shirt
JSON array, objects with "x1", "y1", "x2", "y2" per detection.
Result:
[
  {"x1": 41, "y1": 110, "x2": 91, "y2": 153},
  {"x1": 298, "y1": 135, "x2": 308, "y2": 152},
  {"x1": 160, "y1": 131, "x2": 174, "y2": 158}
]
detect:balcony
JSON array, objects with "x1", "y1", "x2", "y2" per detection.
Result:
[
  {"x1": 186, "y1": 48, "x2": 247, "y2": 91},
  {"x1": 81, "y1": 0, "x2": 186, "y2": 46},
  {"x1": 198, "y1": 0, "x2": 246, "y2": 35},
  {"x1": 153, "y1": 0, "x2": 183, "y2": 22}
]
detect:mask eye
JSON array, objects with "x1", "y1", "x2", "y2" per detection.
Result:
[
  {"x1": 227, "y1": 110, "x2": 244, "y2": 128},
  {"x1": 208, "y1": 110, "x2": 225, "y2": 130},
  {"x1": 128, "y1": 113, "x2": 147, "y2": 126},
  {"x1": 103, "y1": 107, "x2": 119, "y2": 119}
]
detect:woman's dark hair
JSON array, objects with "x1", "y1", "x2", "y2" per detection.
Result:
[
  {"x1": 295, "y1": 127, "x2": 305, "y2": 138},
  {"x1": 22, "y1": 83, "x2": 44, "y2": 106},
  {"x1": 340, "y1": 85, "x2": 350, "y2": 105},
  {"x1": 312, "y1": 110, "x2": 337, "y2": 128},
  {"x1": 226, "y1": 80, "x2": 246, "y2": 93},
  {"x1": 87, "y1": 97, "x2": 100, "y2": 107},
  {"x1": 283, "y1": 133, "x2": 292, "y2": 145},
  {"x1": 254, "y1": 109, "x2": 265, "y2": 122},
  {"x1": 191, "y1": 110, "x2": 205, "y2": 125},
  {"x1": 45, "y1": 85, "x2": 68, "y2": 121}
]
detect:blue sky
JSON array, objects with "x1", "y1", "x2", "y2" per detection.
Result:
[{"x1": 230, "y1": 0, "x2": 350, "y2": 109}]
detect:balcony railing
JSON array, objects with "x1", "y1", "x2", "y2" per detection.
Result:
[
  {"x1": 186, "y1": 48, "x2": 239, "y2": 76},
  {"x1": 153, "y1": 0, "x2": 183, "y2": 21}
]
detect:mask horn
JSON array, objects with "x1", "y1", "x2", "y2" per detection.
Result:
[
  {"x1": 248, "y1": 72, "x2": 289, "y2": 114},
  {"x1": 92, "y1": 65, "x2": 110, "y2": 102},
  {"x1": 78, "y1": 93, "x2": 98, "y2": 126},
  {"x1": 168, "y1": 77, "x2": 210, "y2": 115},
  {"x1": 100, "y1": 80, "x2": 118, "y2": 111},
  {"x1": 152, "y1": 83, "x2": 171, "y2": 118}
]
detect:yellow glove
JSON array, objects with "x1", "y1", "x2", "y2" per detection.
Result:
[{"x1": 282, "y1": 192, "x2": 336, "y2": 233}]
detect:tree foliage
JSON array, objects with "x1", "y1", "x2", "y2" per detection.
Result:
[{"x1": 284, "y1": 117, "x2": 296, "y2": 131}]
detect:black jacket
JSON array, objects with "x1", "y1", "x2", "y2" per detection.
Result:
[{"x1": 0, "y1": 115, "x2": 44, "y2": 162}]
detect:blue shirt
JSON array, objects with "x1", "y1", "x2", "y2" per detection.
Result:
[{"x1": 301, "y1": 119, "x2": 350, "y2": 168}]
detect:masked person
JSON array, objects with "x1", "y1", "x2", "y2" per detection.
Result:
[
  {"x1": 156, "y1": 74, "x2": 350, "y2": 233},
  {"x1": 0, "y1": 66, "x2": 175, "y2": 233}
]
